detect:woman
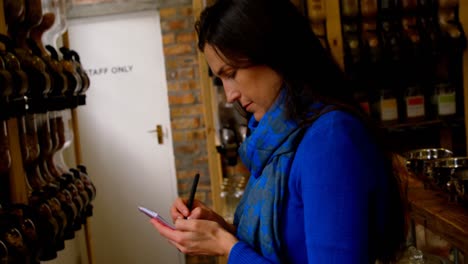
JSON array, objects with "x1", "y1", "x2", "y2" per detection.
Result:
[{"x1": 151, "y1": 0, "x2": 407, "y2": 263}]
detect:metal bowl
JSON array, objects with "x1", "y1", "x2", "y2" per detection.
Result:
[
  {"x1": 431, "y1": 157, "x2": 468, "y2": 170},
  {"x1": 404, "y1": 148, "x2": 453, "y2": 189},
  {"x1": 405, "y1": 148, "x2": 453, "y2": 161},
  {"x1": 431, "y1": 157, "x2": 468, "y2": 204},
  {"x1": 397, "y1": 246, "x2": 454, "y2": 264}
]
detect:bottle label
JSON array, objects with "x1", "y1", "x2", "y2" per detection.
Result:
[
  {"x1": 380, "y1": 98, "x2": 398, "y2": 121},
  {"x1": 341, "y1": 0, "x2": 359, "y2": 17},
  {"x1": 308, "y1": 0, "x2": 326, "y2": 21},
  {"x1": 360, "y1": 101, "x2": 371, "y2": 114},
  {"x1": 361, "y1": 0, "x2": 377, "y2": 17},
  {"x1": 406, "y1": 96, "x2": 425, "y2": 118},
  {"x1": 437, "y1": 93, "x2": 456, "y2": 115},
  {"x1": 401, "y1": 0, "x2": 418, "y2": 10},
  {"x1": 311, "y1": 22, "x2": 326, "y2": 37}
]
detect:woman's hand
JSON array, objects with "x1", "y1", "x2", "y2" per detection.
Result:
[
  {"x1": 170, "y1": 197, "x2": 236, "y2": 234},
  {"x1": 151, "y1": 218, "x2": 238, "y2": 256}
]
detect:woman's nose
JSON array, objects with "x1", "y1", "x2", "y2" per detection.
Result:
[{"x1": 223, "y1": 84, "x2": 240, "y2": 103}]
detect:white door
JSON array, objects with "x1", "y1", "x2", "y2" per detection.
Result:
[{"x1": 67, "y1": 11, "x2": 184, "y2": 264}]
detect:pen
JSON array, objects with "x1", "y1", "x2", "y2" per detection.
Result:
[{"x1": 186, "y1": 173, "x2": 200, "y2": 217}]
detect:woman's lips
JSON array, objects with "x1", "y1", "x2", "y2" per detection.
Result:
[{"x1": 243, "y1": 102, "x2": 252, "y2": 111}]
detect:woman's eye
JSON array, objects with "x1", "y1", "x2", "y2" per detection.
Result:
[{"x1": 226, "y1": 71, "x2": 237, "y2": 79}]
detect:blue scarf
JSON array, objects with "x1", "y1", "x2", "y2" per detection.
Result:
[{"x1": 234, "y1": 92, "x2": 305, "y2": 263}]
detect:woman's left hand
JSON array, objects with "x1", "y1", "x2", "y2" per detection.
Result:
[{"x1": 150, "y1": 218, "x2": 238, "y2": 256}]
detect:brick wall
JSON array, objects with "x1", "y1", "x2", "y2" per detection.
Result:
[
  {"x1": 160, "y1": 5, "x2": 218, "y2": 264},
  {"x1": 159, "y1": 4, "x2": 212, "y2": 206}
]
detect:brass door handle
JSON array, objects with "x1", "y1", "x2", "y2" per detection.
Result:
[{"x1": 148, "y1": 124, "x2": 164, "y2": 144}]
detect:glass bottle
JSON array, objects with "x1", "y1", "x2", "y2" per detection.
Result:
[
  {"x1": 378, "y1": 0, "x2": 405, "y2": 124},
  {"x1": 0, "y1": 120, "x2": 11, "y2": 204},
  {"x1": 46, "y1": 110, "x2": 79, "y2": 240},
  {"x1": 36, "y1": 112, "x2": 70, "y2": 251},
  {"x1": 308, "y1": 0, "x2": 326, "y2": 22},
  {"x1": 377, "y1": 88, "x2": 399, "y2": 124},
  {"x1": 0, "y1": 217, "x2": 28, "y2": 264},
  {"x1": 0, "y1": 56, "x2": 13, "y2": 185},
  {"x1": 438, "y1": 0, "x2": 458, "y2": 9},
  {"x1": 361, "y1": 0, "x2": 377, "y2": 18},
  {"x1": 219, "y1": 177, "x2": 241, "y2": 224},
  {"x1": 0, "y1": 203, "x2": 31, "y2": 263},
  {"x1": 59, "y1": 173, "x2": 84, "y2": 231},
  {"x1": 17, "y1": 113, "x2": 60, "y2": 260},
  {"x1": 401, "y1": 0, "x2": 418, "y2": 12},
  {"x1": 418, "y1": 0, "x2": 439, "y2": 47},
  {"x1": 342, "y1": 24, "x2": 362, "y2": 69},
  {"x1": 340, "y1": 0, "x2": 359, "y2": 18},
  {"x1": 0, "y1": 240, "x2": 7, "y2": 264},
  {"x1": 70, "y1": 167, "x2": 95, "y2": 218},
  {"x1": 361, "y1": 22, "x2": 381, "y2": 116},
  {"x1": 50, "y1": 109, "x2": 86, "y2": 231},
  {"x1": 7, "y1": 204, "x2": 40, "y2": 264},
  {"x1": 18, "y1": 114, "x2": 43, "y2": 191},
  {"x1": 0, "y1": 57, "x2": 12, "y2": 203},
  {"x1": 49, "y1": 122, "x2": 82, "y2": 234},
  {"x1": 219, "y1": 178, "x2": 233, "y2": 223},
  {"x1": 417, "y1": 0, "x2": 440, "y2": 119},
  {"x1": 290, "y1": 0, "x2": 306, "y2": 15},
  {"x1": 404, "y1": 86, "x2": 426, "y2": 122},
  {"x1": 433, "y1": 83, "x2": 456, "y2": 117},
  {"x1": 42, "y1": 0, "x2": 67, "y2": 52},
  {"x1": 59, "y1": 48, "x2": 82, "y2": 109},
  {"x1": 69, "y1": 50, "x2": 90, "y2": 106},
  {"x1": 69, "y1": 165, "x2": 96, "y2": 218},
  {"x1": 311, "y1": 22, "x2": 327, "y2": 40},
  {"x1": 0, "y1": 49, "x2": 28, "y2": 117},
  {"x1": 401, "y1": 7, "x2": 426, "y2": 122},
  {"x1": 379, "y1": 3, "x2": 404, "y2": 64}
]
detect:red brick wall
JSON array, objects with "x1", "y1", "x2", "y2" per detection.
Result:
[
  {"x1": 160, "y1": 5, "x2": 218, "y2": 264},
  {"x1": 159, "y1": 5, "x2": 213, "y2": 206}
]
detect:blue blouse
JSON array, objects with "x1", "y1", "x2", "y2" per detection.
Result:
[{"x1": 228, "y1": 110, "x2": 389, "y2": 263}]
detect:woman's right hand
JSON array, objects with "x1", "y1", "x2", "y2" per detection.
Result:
[{"x1": 170, "y1": 197, "x2": 236, "y2": 235}]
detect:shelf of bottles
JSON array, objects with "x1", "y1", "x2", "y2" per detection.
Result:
[
  {"x1": 0, "y1": 0, "x2": 96, "y2": 262},
  {"x1": 338, "y1": 0, "x2": 467, "y2": 154},
  {"x1": 198, "y1": 0, "x2": 468, "y2": 224},
  {"x1": 208, "y1": 74, "x2": 248, "y2": 223},
  {"x1": 308, "y1": 0, "x2": 331, "y2": 50}
]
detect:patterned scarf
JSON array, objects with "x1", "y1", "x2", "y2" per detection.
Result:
[{"x1": 234, "y1": 91, "x2": 305, "y2": 263}]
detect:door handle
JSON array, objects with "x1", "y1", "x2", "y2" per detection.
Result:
[{"x1": 148, "y1": 124, "x2": 164, "y2": 144}]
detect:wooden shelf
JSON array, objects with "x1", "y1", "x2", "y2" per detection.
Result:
[
  {"x1": 407, "y1": 176, "x2": 468, "y2": 260},
  {"x1": 382, "y1": 117, "x2": 466, "y2": 131}
]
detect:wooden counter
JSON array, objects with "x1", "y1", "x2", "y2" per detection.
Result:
[{"x1": 407, "y1": 176, "x2": 468, "y2": 262}]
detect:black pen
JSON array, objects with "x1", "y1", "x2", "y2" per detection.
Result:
[{"x1": 185, "y1": 173, "x2": 200, "y2": 218}]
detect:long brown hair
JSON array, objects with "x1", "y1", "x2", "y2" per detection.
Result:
[{"x1": 196, "y1": 0, "x2": 408, "y2": 262}]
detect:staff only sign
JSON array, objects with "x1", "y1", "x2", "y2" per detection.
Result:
[{"x1": 86, "y1": 65, "x2": 134, "y2": 76}]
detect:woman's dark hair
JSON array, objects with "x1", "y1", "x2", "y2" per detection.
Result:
[
  {"x1": 196, "y1": 0, "x2": 357, "y2": 121},
  {"x1": 196, "y1": 0, "x2": 407, "y2": 262}
]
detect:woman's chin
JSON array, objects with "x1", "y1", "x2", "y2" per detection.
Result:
[{"x1": 253, "y1": 112, "x2": 264, "y2": 121}]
